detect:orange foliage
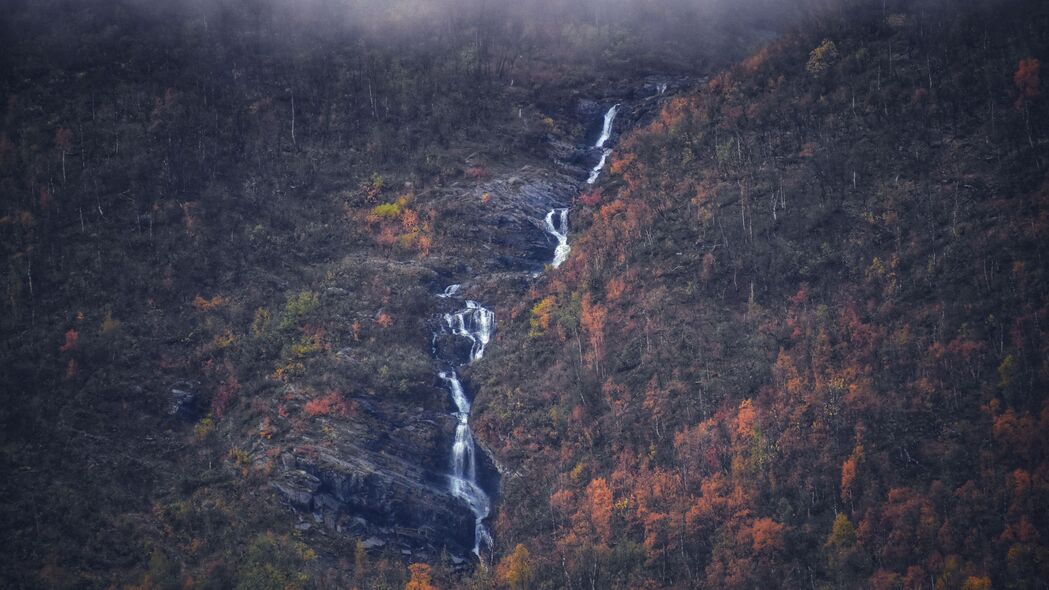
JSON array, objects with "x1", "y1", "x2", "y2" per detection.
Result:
[
  {"x1": 606, "y1": 275, "x2": 627, "y2": 303},
  {"x1": 304, "y1": 391, "x2": 351, "y2": 418},
  {"x1": 701, "y1": 252, "x2": 715, "y2": 282},
  {"x1": 405, "y1": 563, "x2": 436, "y2": 590},
  {"x1": 1014, "y1": 57, "x2": 1040, "y2": 110},
  {"x1": 735, "y1": 399, "x2": 756, "y2": 439},
  {"x1": 749, "y1": 517, "x2": 786, "y2": 554},
  {"x1": 586, "y1": 477, "x2": 614, "y2": 543},
  {"x1": 496, "y1": 544, "x2": 534, "y2": 590},
  {"x1": 416, "y1": 233, "x2": 433, "y2": 256},
  {"x1": 377, "y1": 224, "x2": 399, "y2": 247},
  {"x1": 742, "y1": 46, "x2": 772, "y2": 74},
  {"x1": 59, "y1": 329, "x2": 78, "y2": 352},
  {"x1": 579, "y1": 189, "x2": 602, "y2": 207},
  {"x1": 401, "y1": 208, "x2": 419, "y2": 231},
  {"x1": 580, "y1": 293, "x2": 607, "y2": 371},
  {"x1": 376, "y1": 312, "x2": 393, "y2": 328},
  {"x1": 192, "y1": 294, "x2": 224, "y2": 311},
  {"x1": 211, "y1": 375, "x2": 241, "y2": 418},
  {"x1": 840, "y1": 445, "x2": 863, "y2": 501}
]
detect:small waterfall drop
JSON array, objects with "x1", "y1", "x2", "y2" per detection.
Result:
[
  {"x1": 587, "y1": 149, "x2": 611, "y2": 185},
  {"x1": 587, "y1": 104, "x2": 620, "y2": 185},
  {"x1": 543, "y1": 208, "x2": 571, "y2": 268},
  {"x1": 437, "y1": 284, "x2": 461, "y2": 298},
  {"x1": 595, "y1": 103, "x2": 620, "y2": 149},
  {"x1": 443, "y1": 300, "x2": 495, "y2": 362},
  {"x1": 543, "y1": 103, "x2": 621, "y2": 269}
]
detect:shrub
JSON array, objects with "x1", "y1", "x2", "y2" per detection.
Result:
[{"x1": 303, "y1": 392, "x2": 348, "y2": 417}]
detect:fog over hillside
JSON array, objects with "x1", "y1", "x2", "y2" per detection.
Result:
[{"x1": 1, "y1": 0, "x2": 1046, "y2": 588}]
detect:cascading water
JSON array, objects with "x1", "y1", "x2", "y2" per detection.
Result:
[
  {"x1": 438, "y1": 369, "x2": 492, "y2": 555},
  {"x1": 543, "y1": 104, "x2": 621, "y2": 268},
  {"x1": 444, "y1": 301, "x2": 495, "y2": 362},
  {"x1": 437, "y1": 284, "x2": 461, "y2": 298},
  {"x1": 425, "y1": 102, "x2": 627, "y2": 560},
  {"x1": 587, "y1": 150, "x2": 610, "y2": 185},
  {"x1": 595, "y1": 103, "x2": 620, "y2": 149},
  {"x1": 587, "y1": 103, "x2": 620, "y2": 185},
  {"x1": 544, "y1": 208, "x2": 571, "y2": 269},
  {"x1": 435, "y1": 293, "x2": 496, "y2": 556},
  {"x1": 586, "y1": 104, "x2": 620, "y2": 186}
]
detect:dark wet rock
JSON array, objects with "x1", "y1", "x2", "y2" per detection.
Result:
[
  {"x1": 168, "y1": 380, "x2": 202, "y2": 420},
  {"x1": 271, "y1": 424, "x2": 478, "y2": 557},
  {"x1": 433, "y1": 162, "x2": 581, "y2": 274},
  {"x1": 362, "y1": 537, "x2": 386, "y2": 550},
  {"x1": 272, "y1": 481, "x2": 315, "y2": 509},
  {"x1": 432, "y1": 332, "x2": 474, "y2": 366},
  {"x1": 264, "y1": 88, "x2": 656, "y2": 566}
]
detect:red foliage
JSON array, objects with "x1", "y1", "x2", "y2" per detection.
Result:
[
  {"x1": 1014, "y1": 57, "x2": 1040, "y2": 110},
  {"x1": 59, "y1": 329, "x2": 78, "y2": 353},
  {"x1": 579, "y1": 189, "x2": 602, "y2": 207},
  {"x1": 211, "y1": 375, "x2": 241, "y2": 418},
  {"x1": 304, "y1": 391, "x2": 351, "y2": 418},
  {"x1": 586, "y1": 477, "x2": 614, "y2": 543}
]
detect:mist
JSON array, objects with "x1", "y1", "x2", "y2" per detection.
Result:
[{"x1": 1, "y1": 0, "x2": 825, "y2": 79}]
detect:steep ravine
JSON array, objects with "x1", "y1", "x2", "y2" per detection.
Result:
[{"x1": 270, "y1": 80, "x2": 680, "y2": 567}]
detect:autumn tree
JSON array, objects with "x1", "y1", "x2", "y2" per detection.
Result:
[
  {"x1": 497, "y1": 544, "x2": 534, "y2": 590},
  {"x1": 405, "y1": 563, "x2": 436, "y2": 590},
  {"x1": 586, "y1": 477, "x2": 614, "y2": 543},
  {"x1": 806, "y1": 39, "x2": 838, "y2": 75},
  {"x1": 59, "y1": 328, "x2": 78, "y2": 352},
  {"x1": 580, "y1": 293, "x2": 607, "y2": 374},
  {"x1": 1014, "y1": 57, "x2": 1040, "y2": 110}
]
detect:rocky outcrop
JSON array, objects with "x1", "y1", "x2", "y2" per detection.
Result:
[
  {"x1": 265, "y1": 83, "x2": 681, "y2": 565},
  {"x1": 271, "y1": 418, "x2": 479, "y2": 559}
]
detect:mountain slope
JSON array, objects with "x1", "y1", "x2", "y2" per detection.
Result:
[{"x1": 475, "y1": 1, "x2": 1049, "y2": 587}]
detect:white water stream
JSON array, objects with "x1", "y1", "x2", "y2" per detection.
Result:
[
  {"x1": 435, "y1": 296, "x2": 496, "y2": 556},
  {"x1": 595, "y1": 103, "x2": 620, "y2": 149},
  {"x1": 427, "y1": 102, "x2": 624, "y2": 559},
  {"x1": 443, "y1": 301, "x2": 495, "y2": 363},
  {"x1": 544, "y1": 208, "x2": 571, "y2": 269},
  {"x1": 544, "y1": 104, "x2": 621, "y2": 268}
]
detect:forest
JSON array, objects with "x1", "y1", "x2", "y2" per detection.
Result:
[{"x1": 0, "y1": 0, "x2": 1046, "y2": 588}]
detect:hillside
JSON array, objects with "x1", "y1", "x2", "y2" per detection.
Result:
[
  {"x1": 474, "y1": 0, "x2": 1049, "y2": 588},
  {"x1": 0, "y1": 0, "x2": 778, "y2": 587},
  {"x1": 1, "y1": 0, "x2": 1047, "y2": 589}
]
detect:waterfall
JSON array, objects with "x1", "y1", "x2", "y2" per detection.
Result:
[
  {"x1": 542, "y1": 103, "x2": 621, "y2": 269},
  {"x1": 543, "y1": 208, "x2": 571, "y2": 268},
  {"x1": 435, "y1": 291, "x2": 496, "y2": 556},
  {"x1": 587, "y1": 104, "x2": 621, "y2": 185},
  {"x1": 424, "y1": 101, "x2": 627, "y2": 559},
  {"x1": 587, "y1": 149, "x2": 611, "y2": 185},
  {"x1": 437, "y1": 284, "x2": 461, "y2": 298},
  {"x1": 595, "y1": 103, "x2": 620, "y2": 149},
  {"x1": 443, "y1": 300, "x2": 495, "y2": 362}
]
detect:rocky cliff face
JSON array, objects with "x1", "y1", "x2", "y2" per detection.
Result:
[{"x1": 258, "y1": 85, "x2": 687, "y2": 565}]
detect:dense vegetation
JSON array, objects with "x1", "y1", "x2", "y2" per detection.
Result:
[
  {"x1": 0, "y1": 0, "x2": 789, "y2": 587},
  {"x1": 2, "y1": 0, "x2": 1047, "y2": 588},
  {"x1": 475, "y1": 0, "x2": 1049, "y2": 587}
]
